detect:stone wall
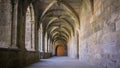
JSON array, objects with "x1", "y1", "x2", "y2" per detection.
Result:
[
  {"x1": 0, "y1": 48, "x2": 39, "y2": 68},
  {"x1": 79, "y1": 0, "x2": 120, "y2": 68},
  {"x1": 0, "y1": 0, "x2": 12, "y2": 48},
  {"x1": 40, "y1": 52, "x2": 52, "y2": 59},
  {"x1": 68, "y1": 35, "x2": 78, "y2": 58},
  {"x1": 0, "y1": 48, "x2": 19, "y2": 68}
]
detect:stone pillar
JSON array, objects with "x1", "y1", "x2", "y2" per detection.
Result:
[
  {"x1": 47, "y1": 39, "x2": 50, "y2": 52},
  {"x1": 38, "y1": 29, "x2": 41, "y2": 51},
  {"x1": 11, "y1": 0, "x2": 18, "y2": 48},
  {"x1": 77, "y1": 32, "x2": 79, "y2": 59},
  {"x1": 42, "y1": 32, "x2": 45, "y2": 58},
  {"x1": 44, "y1": 33, "x2": 48, "y2": 58},
  {"x1": 41, "y1": 23, "x2": 46, "y2": 58}
]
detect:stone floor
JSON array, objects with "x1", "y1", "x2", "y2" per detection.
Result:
[{"x1": 25, "y1": 56, "x2": 99, "y2": 68}]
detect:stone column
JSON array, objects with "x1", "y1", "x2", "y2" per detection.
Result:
[
  {"x1": 42, "y1": 31, "x2": 45, "y2": 58},
  {"x1": 11, "y1": 0, "x2": 18, "y2": 48}
]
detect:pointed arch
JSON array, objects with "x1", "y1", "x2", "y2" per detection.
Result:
[
  {"x1": 43, "y1": 16, "x2": 75, "y2": 37},
  {"x1": 52, "y1": 34, "x2": 68, "y2": 41},
  {"x1": 61, "y1": 1, "x2": 80, "y2": 26},
  {"x1": 41, "y1": 9, "x2": 78, "y2": 27},
  {"x1": 41, "y1": 0, "x2": 57, "y2": 18},
  {"x1": 25, "y1": 4, "x2": 35, "y2": 51},
  {"x1": 47, "y1": 26, "x2": 71, "y2": 39},
  {"x1": 50, "y1": 28, "x2": 70, "y2": 40},
  {"x1": 40, "y1": 0, "x2": 80, "y2": 27},
  {"x1": 53, "y1": 38, "x2": 67, "y2": 45},
  {"x1": 50, "y1": 31, "x2": 70, "y2": 41},
  {"x1": 46, "y1": 20, "x2": 74, "y2": 36}
]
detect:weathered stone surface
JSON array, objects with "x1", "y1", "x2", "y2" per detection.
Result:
[
  {"x1": 0, "y1": 0, "x2": 11, "y2": 48},
  {"x1": 79, "y1": 0, "x2": 120, "y2": 67}
]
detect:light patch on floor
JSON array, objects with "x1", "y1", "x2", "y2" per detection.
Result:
[{"x1": 25, "y1": 56, "x2": 100, "y2": 68}]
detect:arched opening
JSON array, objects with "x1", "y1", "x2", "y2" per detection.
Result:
[
  {"x1": 25, "y1": 4, "x2": 35, "y2": 51},
  {"x1": 55, "y1": 45, "x2": 65, "y2": 56}
]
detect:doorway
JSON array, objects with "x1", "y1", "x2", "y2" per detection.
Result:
[{"x1": 56, "y1": 45, "x2": 65, "y2": 56}]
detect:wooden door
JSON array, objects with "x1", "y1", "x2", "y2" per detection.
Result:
[{"x1": 57, "y1": 45, "x2": 65, "y2": 56}]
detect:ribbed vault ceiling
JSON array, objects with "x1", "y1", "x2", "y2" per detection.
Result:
[{"x1": 40, "y1": 0, "x2": 81, "y2": 46}]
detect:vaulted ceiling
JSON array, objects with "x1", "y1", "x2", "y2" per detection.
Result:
[{"x1": 39, "y1": 0, "x2": 81, "y2": 45}]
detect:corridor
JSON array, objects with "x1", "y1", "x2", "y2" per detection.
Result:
[
  {"x1": 0, "y1": 0, "x2": 120, "y2": 68},
  {"x1": 25, "y1": 57, "x2": 97, "y2": 68}
]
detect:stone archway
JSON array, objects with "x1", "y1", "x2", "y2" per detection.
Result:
[
  {"x1": 25, "y1": 4, "x2": 35, "y2": 51},
  {"x1": 56, "y1": 45, "x2": 65, "y2": 56}
]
